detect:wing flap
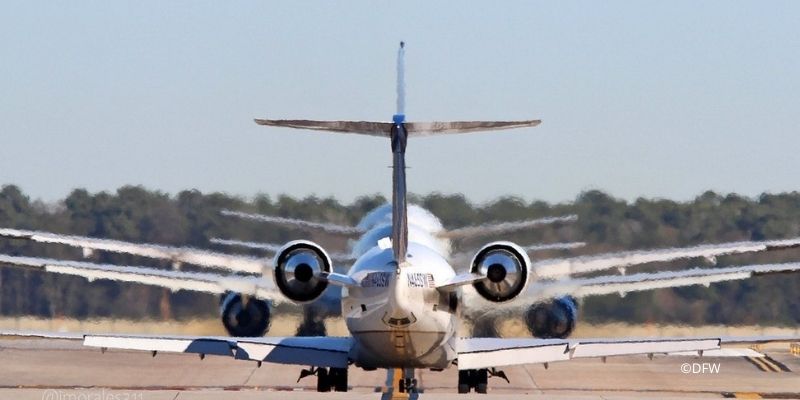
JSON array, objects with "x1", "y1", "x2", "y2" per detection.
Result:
[
  {"x1": 84, "y1": 335, "x2": 352, "y2": 368},
  {"x1": 457, "y1": 337, "x2": 721, "y2": 369},
  {"x1": 84, "y1": 335, "x2": 236, "y2": 357},
  {"x1": 569, "y1": 338, "x2": 720, "y2": 358},
  {"x1": 457, "y1": 338, "x2": 570, "y2": 369}
]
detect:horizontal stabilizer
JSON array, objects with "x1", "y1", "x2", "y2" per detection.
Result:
[
  {"x1": 254, "y1": 119, "x2": 540, "y2": 137},
  {"x1": 405, "y1": 120, "x2": 541, "y2": 136},
  {"x1": 254, "y1": 119, "x2": 392, "y2": 137}
]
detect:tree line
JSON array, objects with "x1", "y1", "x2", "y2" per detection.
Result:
[{"x1": 0, "y1": 184, "x2": 798, "y2": 326}]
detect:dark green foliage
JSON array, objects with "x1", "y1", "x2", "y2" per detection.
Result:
[{"x1": 0, "y1": 185, "x2": 798, "y2": 326}]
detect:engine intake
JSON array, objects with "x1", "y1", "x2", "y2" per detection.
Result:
[
  {"x1": 220, "y1": 292, "x2": 271, "y2": 337},
  {"x1": 524, "y1": 296, "x2": 577, "y2": 339},
  {"x1": 470, "y1": 241, "x2": 530, "y2": 303},
  {"x1": 273, "y1": 240, "x2": 332, "y2": 303}
]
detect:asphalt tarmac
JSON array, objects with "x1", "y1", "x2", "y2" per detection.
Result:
[{"x1": 0, "y1": 336, "x2": 798, "y2": 399}]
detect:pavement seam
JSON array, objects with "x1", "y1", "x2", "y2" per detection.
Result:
[
  {"x1": 242, "y1": 364, "x2": 259, "y2": 386},
  {"x1": 522, "y1": 363, "x2": 541, "y2": 393}
]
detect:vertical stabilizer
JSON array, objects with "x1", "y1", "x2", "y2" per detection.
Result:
[
  {"x1": 391, "y1": 42, "x2": 408, "y2": 265},
  {"x1": 395, "y1": 41, "x2": 406, "y2": 123}
]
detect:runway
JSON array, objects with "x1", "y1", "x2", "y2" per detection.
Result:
[{"x1": 0, "y1": 336, "x2": 798, "y2": 399}]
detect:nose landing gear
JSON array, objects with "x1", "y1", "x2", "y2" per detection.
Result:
[{"x1": 398, "y1": 376, "x2": 418, "y2": 393}]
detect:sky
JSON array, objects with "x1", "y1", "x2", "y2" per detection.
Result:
[{"x1": 1, "y1": 1, "x2": 798, "y2": 205}]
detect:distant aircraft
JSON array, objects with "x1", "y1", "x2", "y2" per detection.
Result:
[{"x1": 2, "y1": 43, "x2": 800, "y2": 393}]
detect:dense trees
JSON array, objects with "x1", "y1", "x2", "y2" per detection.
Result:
[{"x1": 0, "y1": 184, "x2": 798, "y2": 326}]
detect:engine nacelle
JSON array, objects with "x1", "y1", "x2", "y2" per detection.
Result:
[
  {"x1": 273, "y1": 240, "x2": 332, "y2": 303},
  {"x1": 470, "y1": 241, "x2": 531, "y2": 303},
  {"x1": 219, "y1": 292, "x2": 271, "y2": 337},
  {"x1": 524, "y1": 296, "x2": 578, "y2": 339}
]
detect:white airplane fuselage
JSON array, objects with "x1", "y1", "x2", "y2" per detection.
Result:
[{"x1": 340, "y1": 205, "x2": 460, "y2": 369}]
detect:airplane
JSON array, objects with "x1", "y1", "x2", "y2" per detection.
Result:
[{"x1": 2, "y1": 42, "x2": 800, "y2": 394}]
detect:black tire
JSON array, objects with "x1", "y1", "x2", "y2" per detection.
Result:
[
  {"x1": 475, "y1": 369, "x2": 488, "y2": 393},
  {"x1": 457, "y1": 370, "x2": 472, "y2": 393},
  {"x1": 331, "y1": 368, "x2": 348, "y2": 392},
  {"x1": 316, "y1": 368, "x2": 330, "y2": 392}
]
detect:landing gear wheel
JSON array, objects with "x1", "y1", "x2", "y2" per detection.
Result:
[
  {"x1": 316, "y1": 368, "x2": 330, "y2": 392},
  {"x1": 475, "y1": 369, "x2": 488, "y2": 394},
  {"x1": 457, "y1": 370, "x2": 472, "y2": 393},
  {"x1": 457, "y1": 369, "x2": 490, "y2": 394},
  {"x1": 329, "y1": 368, "x2": 348, "y2": 392},
  {"x1": 398, "y1": 377, "x2": 418, "y2": 393}
]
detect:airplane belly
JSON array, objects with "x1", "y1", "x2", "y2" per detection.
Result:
[
  {"x1": 351, "y1": 329, "x2": 455, "y2": 369},
  {"x1": 346, "y1": 299, "x2": 458, "y2": 369}
]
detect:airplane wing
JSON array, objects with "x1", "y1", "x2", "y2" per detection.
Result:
[
  {"x1": 211, "y1": 238, "x2": 357, "y2": 263},
  {"x1": 0, "y1": 254, "x2": 356, "y2": 297},
  {"x1": 0, "y1": 228, "x2": 266, "y2": 274},
  {"x1": 521, "y1": 242, "x2": 587, "y2": 252},
  {"x1": 0, "y1": 254, "x2": 283, "y2": 301},
  {"x1": 531, "y1": 262, "x2": 800, "y2": 300},
  {"x1": 440, "y1": 215, "x2": 577, "y2": 239},
  {"x1": 220, "y1": 210, "x2": 364, "y2": 236},
  {"x1": 533, "y1": 237, "x2": 800, "y2": 278},
  {"x1": 0, "y1": 331, "x2": 352, "y2": 368},
  {"x1": 457, "y1": 261, "x2": 800, "y2": 320},
  {"x1": 457, "y1": 335, "x2": 800, "y2": 370}
]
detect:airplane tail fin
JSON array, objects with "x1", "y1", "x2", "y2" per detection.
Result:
[
  {"x1": 255, "y1": 41, "x2": 541, "y2": 137},
  {"x1": 253, "y1": 42, "x2": 541, "y2": 266}
]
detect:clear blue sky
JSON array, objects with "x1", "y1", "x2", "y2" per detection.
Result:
[{"x1": 1, "y1": 1, "x2": 798, "y2": 204}]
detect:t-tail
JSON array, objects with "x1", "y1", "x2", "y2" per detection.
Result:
[{"x1": 254, "y1": 42, "x2": 542, "y2": 264}]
